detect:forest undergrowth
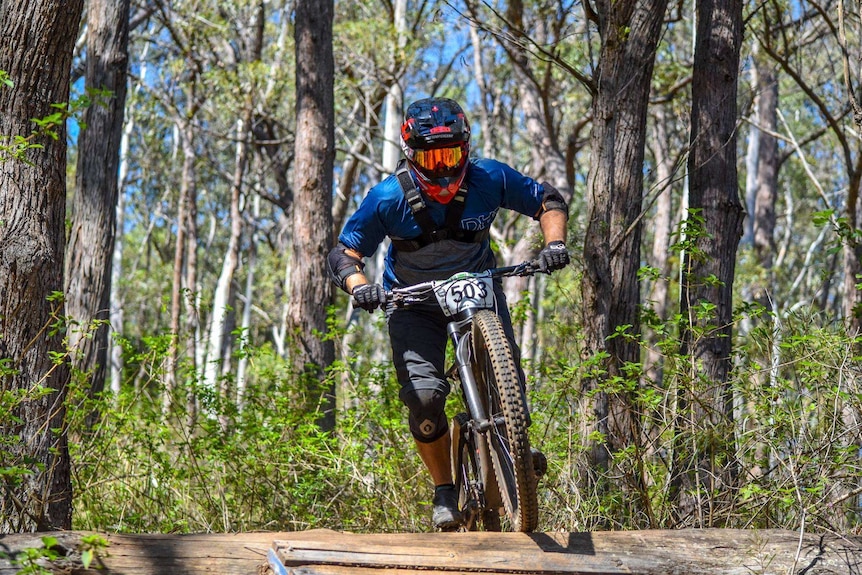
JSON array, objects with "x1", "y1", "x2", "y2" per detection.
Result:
[{"x1": 43, "y1": 277, "x2": 861, "y2": 536}]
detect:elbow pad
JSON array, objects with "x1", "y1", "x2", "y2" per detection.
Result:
[
  {"x1": 536, "y1": 182, "x2": 569, "y2": 219},
  {"x1": 327, "y1": 242, "x2": 365, "y2": 291}
]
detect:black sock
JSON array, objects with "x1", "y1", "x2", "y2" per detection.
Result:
[{"x1": 435, "y1": 483, "x2": 455, "y2": 493}]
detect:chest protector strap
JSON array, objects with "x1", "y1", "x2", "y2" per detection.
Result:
[{"x1": 391, "y1": 161, "x2": 487, "y2": 252}]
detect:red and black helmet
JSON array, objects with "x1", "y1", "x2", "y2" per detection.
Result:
[{"x1": 400, "y1": 97, "x2": 471, "y2": 204}]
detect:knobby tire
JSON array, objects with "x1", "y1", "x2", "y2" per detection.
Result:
[{"x1": 471, "y1": 310, "x2": 538, "y2": 532}]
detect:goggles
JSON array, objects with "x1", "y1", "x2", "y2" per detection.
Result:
[{"x1": 412, "y1": 145, "x2": 464, "y2": 173}]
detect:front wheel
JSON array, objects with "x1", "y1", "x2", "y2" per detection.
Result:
[
  {"x1": 471, "y1": 310, "x2": 538, "y2": 532},
  {"x1": 451, "y1": 412, "x2": 501, "y2": 532}
]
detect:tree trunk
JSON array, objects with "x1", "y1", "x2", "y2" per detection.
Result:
[
  {"x1": 843, "y1": 168, "x2": 862, "y2": 336},
  {"x1": 165, "y1": 114, "x2": 198, "y2": 418},
  {"x1": 202, "y1": 115, "x2": 249, "y2": 402},
  {"x1": 181, "y1": 121, "x2": 200, "y2": 424},
  {"x1": 581, "y1": 0, "x2": 668, "y2": 479},
  {"x1": 0, "y1": 0, "x2": 84, "y2": 531},
  {"x1": 381, "y1": 0, "x2": 405, "y2": 173},
  {"x1": 753, "y1": 59, "x2": 778, "y2": 269},
  {"x1": 237, "y1": 194, "x2": 261, "y2": 412},
  {"x1": 844, "y1": 1, "x2": 862, "y2": 340},
  {"x1": 671, "y1": 0, "x2": 744, "y2": 526},
  {"x1": 497, "y1": 0, "x2": 572, "y2": 311},
  {"x1": 65, "y1": 0, "x2": 130, "y2": 401},
  {"x1": 108, "y1": 48, "x2": 148, "y2": 395},
  {"x1": 644, "y1": 105, "x2": 677, "y2": 389},
  {"x1": 202, "y1": 2, "x2": 264, "y2": 402},
  {"x1": 290, "y1": 0, "x2": 336, "y2": 431}
]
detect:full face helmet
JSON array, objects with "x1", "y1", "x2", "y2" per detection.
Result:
[{"x1": 400, "y1": 97, "x2": 471, "y2": 204}]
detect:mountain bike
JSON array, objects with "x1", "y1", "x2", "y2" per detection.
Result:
[{"x1": 385, "y1": 261, "x2": 546, "y2": 532}]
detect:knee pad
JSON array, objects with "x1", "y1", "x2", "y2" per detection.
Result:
[{"x1": 401, "y1": 387, "x2": 448, "y2": 443}]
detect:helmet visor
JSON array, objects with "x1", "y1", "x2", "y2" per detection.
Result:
[{"x1": 412, "y1": 145, "x2": 464, "y2": 174}]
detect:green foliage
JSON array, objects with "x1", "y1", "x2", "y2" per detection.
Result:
[
  {"x1": 67, "y1": 333, "x2": 429, "y2": 533},
  {"x1": 0, "y1": 383, "x2": 62, "y2": 507},
  {"x1": 0, "y1": 537, "x2": 60, "y2": 575},
  {"x1": 0, "y1": 535, "x2": 108, "y2": 574},
  {"x1": 79, "y1": 534, "x2": 109, "y2": 569},
  {"x1": 0, "y1": 69, "x2": 12, "y2": 88},
  {"x1": 526, "y1": 270, "x2": 862, "y2": 533},
  {"x1": 0, "y1": 84, "x2": 112, "y2": 164}
]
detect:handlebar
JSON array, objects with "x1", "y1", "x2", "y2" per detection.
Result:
[
  {"x1": 383, "y1": 259, "x2": 545, "y2": 308},
  {"x1": 349, "y1": 259, "x2": 550, "y2": 312}
]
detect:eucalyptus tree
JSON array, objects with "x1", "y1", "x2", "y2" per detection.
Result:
[
  {"x1": 460, "y1": 0, "x2": 591, "y2": 356},
  {"x1": 580, "y1": 0, "x2": 669, "y2": 484},
  {"x1": 755, "y1": 0, "x2": 862, "y2": 336},
  {"x1": 0, "y1": 0, "x2": 84, "y2": 531},
  {"x1": 290, "y1": 0, "x2": 336, "y2": 430},
  {"x1": 749, "y1": 51, "x2": 780, "y2": 270},
  {"x1": 642, "y1": 4, "x2": 692, "y2": 349},
  {"x1": 670, "y1": 0, "x2": 744, "y2": 525},
  {"x1": 65, "y1": 0, "x2": 131, "y2": 402},
  {"x1": 200, "y1": 1, "x2": 265, "y2": 408},
  {"x1": 642, "y1": 91, "x2": 691, "y2": 411},
  {"x1": 140, "y1": 0, "x2": 210, "y2": 416}
]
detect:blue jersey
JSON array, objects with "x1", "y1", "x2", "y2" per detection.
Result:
[{"x1": 339, "y1": 158, "x2": 546, "y2": 289}]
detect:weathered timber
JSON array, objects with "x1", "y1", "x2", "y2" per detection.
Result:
[
  {"x1": 1, "y1": 528, "x2": 860, "y2": 575},
  {"x1": 273, "y1": 529, "x2": 862, "y2": 575},
  {"x1": 0, "y1": 530, "x2": 289, "y2": 575}
]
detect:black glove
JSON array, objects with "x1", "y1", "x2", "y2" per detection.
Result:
[
  {"x1": 537, "y1": 240, "x2": 570, "y2": 273},
  {"x1": 352, "y1": 283, "x2": 386, "y2": 312}
]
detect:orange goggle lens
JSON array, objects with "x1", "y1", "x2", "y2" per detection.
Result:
[{"x1": 413, "y1": 145, "x2": 463, "y2": 172}]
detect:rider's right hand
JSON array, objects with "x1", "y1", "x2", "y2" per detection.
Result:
[{"x1": 352, "y1": 283, "x2": 386, "y2": 312}]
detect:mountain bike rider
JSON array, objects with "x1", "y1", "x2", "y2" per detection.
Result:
[{"x1": 327, "y1": 97, "x2": 570, "y2": 530}]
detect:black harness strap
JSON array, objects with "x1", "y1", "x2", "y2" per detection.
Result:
[
  {"x1": 445, "y1": 189, "x2": 468, "y2": 233},
  {"x1": 392, "y1": 161, "x2": 485, "y2": 252},
  {"x1": 395, "y1": 164, "x2": 438, "y2": 241}
]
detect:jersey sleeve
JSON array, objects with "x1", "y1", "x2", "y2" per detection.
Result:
[
  {"x1": 493, "y1": 160, "x2": 545, "y2": 219},
  {"x1": 338, "y1": 185, "x2": 389, "y2": 257}
]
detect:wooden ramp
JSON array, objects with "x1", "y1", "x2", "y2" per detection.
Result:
[
  {"x1": 1, "y1": 528, "x2": 861, "y2": 574},
  {"x1": 271, "y1": 528, "x2": 862, "y2": 575}
]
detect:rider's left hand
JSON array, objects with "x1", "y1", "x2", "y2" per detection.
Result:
[{"x1": 537, "y1": 240, "x2": 570, "y2": 273}]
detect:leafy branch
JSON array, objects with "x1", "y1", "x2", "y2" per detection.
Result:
[{"x1": 0, "y1": 70, "x2": 112, "y2": 164}]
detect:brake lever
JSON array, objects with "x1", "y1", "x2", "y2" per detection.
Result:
[{"x1": 520, "y1": 260, "x2": 545, "y2": 276}]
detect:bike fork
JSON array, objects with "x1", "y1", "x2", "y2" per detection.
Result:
[{"x1": 448, "y1": 322, "x2": 487, "y2": 419}]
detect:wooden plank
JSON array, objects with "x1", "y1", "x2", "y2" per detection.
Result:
[
  {"x1": 3, "y1": 528, "x2": 861, "y2": 575},
  {"x1": 275, "y1": 539, "x2": 627, "y2": 573},
  {"x1": 286, "y1": 567, "x2": 547, "y2": 575},
  {"x1": 272, "y1": 529, "x2": 862, "y2": 575}
]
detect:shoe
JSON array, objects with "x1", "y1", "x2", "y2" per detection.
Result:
[
  {"x1": 432, "y1": 485, "x2": 463, "y2": 530},
  {"x1": 531, "y1": 447, "x2": 547, "y2": 478}
]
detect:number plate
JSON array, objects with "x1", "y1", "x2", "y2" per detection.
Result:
[{"x1": 433, "y1": 276, "x2": 495, "y2": 317}]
